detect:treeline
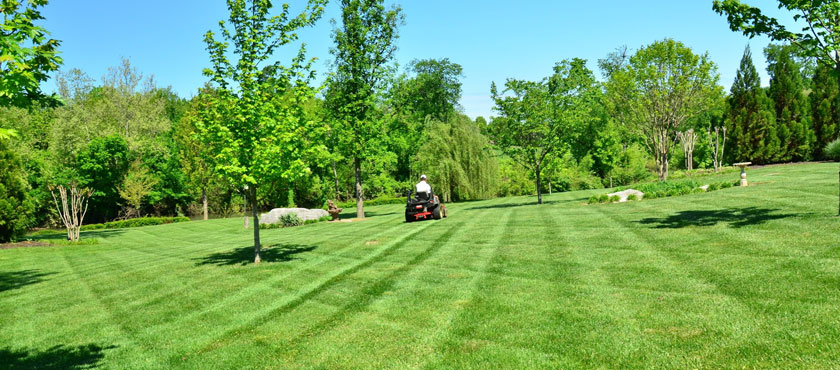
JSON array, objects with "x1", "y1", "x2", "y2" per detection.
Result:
[{"x1": 3, "y1": 0, "x2": 839, "y2": 242}]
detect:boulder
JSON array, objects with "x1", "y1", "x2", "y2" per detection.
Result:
[
  {"x1": 699, "y1": 184, "x2": 709, "y2": 191},
  {"x1": 607, "y1": 189, "x2": 644, "y2": 202},
  {"x1": 260, "y1": 208, "x2": 329, "y2": 224}
]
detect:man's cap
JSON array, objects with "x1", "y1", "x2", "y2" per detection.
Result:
[{"x1": 420, "y1": 174, "x2": 427, "y2": 179}]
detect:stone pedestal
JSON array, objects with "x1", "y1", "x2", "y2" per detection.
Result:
[{"x1": 734, "y1": 162, "x2": 751, "y2": 186}]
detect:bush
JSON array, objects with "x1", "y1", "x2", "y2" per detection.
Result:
[
  {"x1": 598, "y1": 194, "x2": 609, "y2": 203},
  {"x1": 608, "y1": 195, "x2": 620, "y2": 203},
  {"x1": 261, "y1": 214, "x2": 330, "y2": 229},
  {"x1": 80, "y1": 216, "x2": 190, "y2": 231},
  {"x1": 587, "y1": 195, "x2": 600, "y2": 204},
  {"x1": 279, "y1": 213, "x2": 303, "y2": 227},
  {"x1": 0, "y1": 139, "x2": 34, "y2": 242},
  {"x1": 626, "y1": 194, "x2": 638, "y2": 201}
]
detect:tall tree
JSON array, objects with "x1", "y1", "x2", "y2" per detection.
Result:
[
  {"x1": 326, "y1": 0, "x2": 403, "y2": 219},
  {"x1": 766, "y1": 44, "x2": 815, "y2": 161},
  {"x1": 387, "y1": 58, "x2": 464, "y2": 182},
  {"x1": 489, "y1": 58, "x2": 599, "y2": 204},
  {"x1": 201, "y1": 0, "x2": 326, "y2": 263},
  {"x1": 604, "y1": 39, "x2": 721, "y2": 180},
  {"x1": 812, "y1": 63, "x2": 840, "y2": 157},
  {"x1": 726, "y1": 46, "x2": 778, "y2": 164}
]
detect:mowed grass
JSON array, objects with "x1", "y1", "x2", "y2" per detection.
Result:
[{"x1": 1, "y1": 163, "x2": 839, "y2": 369}]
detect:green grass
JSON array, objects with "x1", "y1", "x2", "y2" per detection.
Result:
[{"x1": 1, "y1": 162, "x2": 839, "y2": 368}]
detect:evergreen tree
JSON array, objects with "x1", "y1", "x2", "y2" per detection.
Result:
[
  {"x1": 812, "y1": 64, "x2": 840, "y2": 158},
  {"x1": 726, "y1": 46, "x2": 777, "y2": 164},
  {"x1": 766, "y1": 44, "x2": 815, "y2": 161}
]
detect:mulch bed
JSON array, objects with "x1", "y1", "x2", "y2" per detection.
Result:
[{"x1": 0, "y1": 241, "x2": 52, "y2": 250}]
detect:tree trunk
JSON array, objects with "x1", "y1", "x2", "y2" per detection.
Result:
[
  {"x1": 250, "y1": 185, "x2": 261, "y2": 264},
  {"x1": 837, "y1": 165, "x2": 839, "y2": 216},
  {"x1": 609, "y1": 171, "x2": 613, "y2": 188},
  {"x1": 535, "y1": 164, "x2": 543, "y2": 204},
  {"x1": 201, "y1": 187, "x2": 208, "y2": 221},
  {"x1": 332, "y1": 160, "x2": 341, "y2": 201},
  {"x1": 354, "y1": 157, "x2": 364, "y2": 219}
]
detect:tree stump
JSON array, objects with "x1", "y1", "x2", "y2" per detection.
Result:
[{"x1": 327, "y1": 200, "x2": 342, "y2": 221}]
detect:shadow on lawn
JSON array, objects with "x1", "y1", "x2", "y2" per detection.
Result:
[
  {"x1": 195, "y1": 243, "x2": 318, "y2": 266},
  {"x1": 337, "y1": 211, "x2": 397, "y2": 220},
  {"x1": 0, "y1": 269, "x2": 55, "y2": 293},
  {"x1": 637, "y1": 207, "x2": 797, "y2": 229},
  {"x1": 0, "y1": 344, "x2": 115, "y2": 370}
]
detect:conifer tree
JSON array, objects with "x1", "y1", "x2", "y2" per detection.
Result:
[
  {"x1": 766, "y1": 44, "x2": 815, "y2": 161},
  {"x1": 812, "y1": 64, "x2": 840, "y2": 158},
  {"x1": 726, "y1": 46, "x2": 778, "y2": 164}
]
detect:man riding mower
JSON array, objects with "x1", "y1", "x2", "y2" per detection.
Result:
[{"x1": 405, "y1": 174, "x2": 448, "y2": 222}]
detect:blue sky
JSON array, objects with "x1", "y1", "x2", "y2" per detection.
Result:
[{"x1": 41, "y1": 1, "x2": 792, "y2": 119}]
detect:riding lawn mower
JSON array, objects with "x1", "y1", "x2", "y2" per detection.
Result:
[{"x1": 405, "y1": 191, "x2": 447, "y2": 222}]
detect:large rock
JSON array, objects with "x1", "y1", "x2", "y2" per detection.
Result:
[
  {"x1": 607, "y1": 189, "x2": 644, "y2": 202},
  {"x1": 260, "y1": 208, "x2": 329, "y2": 224}
]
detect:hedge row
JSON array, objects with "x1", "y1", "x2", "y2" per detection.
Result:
[
  {"x1": 330, "y1": 196, "x2": 406, "y2": 210},
  {"x1": 588, "y1": 180, "x2": 737, "y2": 204},
  {"x1": 80, "y1": 216, "x2": 190, "y2": 231}
]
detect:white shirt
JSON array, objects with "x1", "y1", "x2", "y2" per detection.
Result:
[{"x1": 416, "y1": 180, "x2": 431, "y2": 194}]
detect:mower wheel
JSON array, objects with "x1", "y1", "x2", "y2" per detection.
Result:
[{"x1": 432, "y1": 206, "x2": 441, "y2": 220}]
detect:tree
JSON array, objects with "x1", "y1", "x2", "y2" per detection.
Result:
[
  {"x1": 119, "y1": 161, "x2": 159, "y2": 218},
  {"x1": 75, "y1": 135, "x2": 130, "y2": 222},
  {"x1": 176, "y1": 87, "x2": 220, "y2": 220},
  {"x1": 604, "y1": 39, "x2": 721, "y2": 180},
  {"x1": 825, "y1": 139, "x2": 840, "y2": 215},
  {"x1": 677, "y1": 129, "x2": 698, "y2": 171},
  {"x1": 489, "y1": 58, "x2": 599, "y2": 204},
  {"x1": 326, "y1": 0, "x2": 403, "y2": 218},
  {"x1": 0, "y1": 137, "x2": 33, "y2": 242},
  {"x1": 726, "y1": 46, "x2": 778, "y2": 164},
  {"x1": 708, "y1": 125, "x2": 727, "y2": 172},
  {"x1": 766, "y1": 44, "x2": 815, "y2": 161},
  {"x1": 811, "y1": 63, "x2": 840, "y2": 157},
  {"x1": 200, "y1": 0, "x2": 326, "y2": 263},
  {"x1": 413, "y1": 115, "x2": 498, "y2": 202},
  {"x1": 49, "y1": 183, "x2": 91, "y2": 241},
  {"x1": 0, "y1": 0, "x2": 63, "y2": 109}
]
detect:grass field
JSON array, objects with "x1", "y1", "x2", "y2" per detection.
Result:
[{"x1": 2, "y1": 162, "x2": 839, "y2": 369}]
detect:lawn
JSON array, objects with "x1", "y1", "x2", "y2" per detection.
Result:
[{"x1": 1, "y1": 162, "x2": 839, "y2": 369}]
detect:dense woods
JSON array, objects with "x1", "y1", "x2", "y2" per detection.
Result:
[{"x1": 2, "y1": 0, "x2": 839, "y2": 242}]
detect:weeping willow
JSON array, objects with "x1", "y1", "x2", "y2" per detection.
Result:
[{"x1": 412, "y1": 114, "x2": 498, "y2": 202}]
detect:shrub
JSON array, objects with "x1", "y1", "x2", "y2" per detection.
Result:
[
  {"x1": 587, "y1": 195, "x2": 600, "y2": 204},
  {"x1": 626, "y1": 194, "x2": 638, "y2": 201},
  {"x1": 304, "y1": 216, "x2": 332, "y2": 225},
  {"x1": 707, "y1": 183, "x2": 720, "y2": 191},
  {"x1": 80, "y1": 216, "x2": 189, "y2": 231},
  {"x1": 0, "y1": 139, "x2": 34, "y2": 242},
  {"x1": 608, "y1": 195, "x2": 620, "y2": 203},
  {"x1": 720, "y1": 181, "x2": 734, "y2": 189},
  {"x1": 598, "y1": 194, "x2": 609, "y2": 203},
  {"x1": 279, "y1": 213, "x2": 303, "y2": 227}
]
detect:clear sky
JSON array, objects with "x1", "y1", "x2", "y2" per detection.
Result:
[{"x1": 40, "y1": 1, "x2": 793, "y2": 119}]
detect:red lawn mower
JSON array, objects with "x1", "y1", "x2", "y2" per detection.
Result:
[{"x1": 405, "y1": 191, "x2": 447, "y2": 222}]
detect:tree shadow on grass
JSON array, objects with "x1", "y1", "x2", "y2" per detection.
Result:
[
  {"x1": 0, "y1": 344, "x2": 115, "y2": 370},
  {"x1": 195, "y1": 243, "x2": 318, "y2": 266},
  {"x1": 0, "y1": 269, "x2": 55, "y2": 293},
  {"x1": 636, "y1": 207, "x2": 798, "y2": 229},
  {"x1": 337, "y1": 211, "x2": 397, "y2": 220},
  {"x1": 29, "y1": 229, "x2": 126, "y2": 242}
]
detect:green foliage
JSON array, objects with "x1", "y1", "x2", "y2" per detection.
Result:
[
  {"x1": 119, "y1": 161, "x2": 159, "y2": 217},
  {"x1": 826, "y1": 139, "x2": 840, "y2": 160},
  {"x1": 0, "y1": 0, "x2": 63, "y2": 109},
  {"x1": 766, "y1": 44, "x2": 815, "y2": 162},
  {"x1": 413, "y1": 114, "x2": 498, "y2": 202},
  {"x1": 626, "y1": 194, "x2": 638, "y2": 201},
  {"x1": 725, "y1": 46, "x2": 778, "y2": 164},
  {"x1": 497, "y1": 157, "x2": 532, "y2": 197},
  {"x1": 812, "y1": 64, "x2": 840, "y2": 158},
  {"x1": 326, "y1": 0, "x2": 403, "y2": 217},
  {"x1": 334, "y1": 196, "x2": 404, "y2": 210},
  {"x1": 0, "y1": 139, "x2": 34, "y2": 242},
  {"x1": 608, "y1": 195, "x2": 620, "y2": 203},
  {"x1": 75, "y1": 135, "x2": 130, "y2": 222},
  {"x1": 489, "y1": 58, "x2": 600, "y2": 203},
  {"x1": 611, "y1": 144, "x2": 655, "y2": 186},
  {"x1": 259, "y1": 213, "x2": 306, "y2": 229},
  {"x1": 79, "y1": 216, "x2": 189, "y2": 231},
  {"x1": 603, "y1": 39, "x2": 722, "y2": 181}
]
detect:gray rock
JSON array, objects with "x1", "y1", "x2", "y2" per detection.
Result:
[
  {"x1": 699, "y1": 185, "x2": 709, "y2": 191},
  {"x1": 260, "y1": 208, "x2": 329, "y2": 224},
  {"x1": 607, "y1": 189, "x2": 644, "y2": 202}
]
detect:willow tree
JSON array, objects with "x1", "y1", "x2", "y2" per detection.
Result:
[
  {"x1": 489, "y1": 58, "x2": 599, "y2": 204},
  {"x1": 200, "y1": 0, "x2": 326, "y2": 263},
  {"x1": 604, "y1": 39, "x2": 721, "y2": 180},
  {"x1": 326, "y1": 0, "x2": 403, "y2": 219}
]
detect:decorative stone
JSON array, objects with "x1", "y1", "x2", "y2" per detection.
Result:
[
  {"x1": 699, "y1": 185, "x2": 709, "y2": 191},
  {"x1": 734, "y1": 162, "x2": 752, "y2": 186},
  {"x1": 607, "y1": 189, "x2": 644, "y2": 202},
  {"x1": 259, "y1": 208, "x2": 328, "y2": 225}
]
